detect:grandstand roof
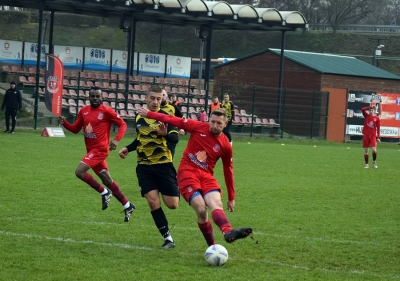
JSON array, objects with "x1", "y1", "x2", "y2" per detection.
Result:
[{"x1": 3, "y1": 0, "x2": 308, "y2": 32}]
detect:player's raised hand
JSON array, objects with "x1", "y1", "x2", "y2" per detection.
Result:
[
  {"x1": 138, "y1": 107, "x2": 150, "y2": 117},
  {"x1": 154, "y1": 122, "x2": 167, "y2": 136},
  {"x1": 118, "y1": 147, "x2": 129, "y2": 159},
  {"x1": 58, "y1": 116, "x2": 65, "y2": 125}
]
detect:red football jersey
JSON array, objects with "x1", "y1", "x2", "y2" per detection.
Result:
[
  {"x1": 361, "y1": 106, "x2": 380, "y2": 138},
  {"x1": 146, "y1": 111, "x2": 235, "y2": 200},
  {"x1": 63, "y1": 104, "x2": 127, "y2": 152}
]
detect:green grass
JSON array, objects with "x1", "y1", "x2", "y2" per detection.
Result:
[{"x1": 0, "y1": 130, "x2": 399, "y2": 280}]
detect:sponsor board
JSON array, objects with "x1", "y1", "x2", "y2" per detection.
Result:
[
  {"x1": 41, "y1": 127, "x2": 65, "y2": 137},
  {"x1": 138, "y1": 53, "x2": 166, "y2": 76},
  {"x1": 166, "y1": 55, "x2": 191, "y2": 78},
  {"x1": 346, "y1": 125, "x2": 399, "y2": 137}
]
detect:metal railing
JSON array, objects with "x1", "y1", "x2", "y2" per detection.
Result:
[
  {"x1": 308, "y1": 23, "x2": 400, "y2": 33},
  {"x1": 213, "y1": 83, "x2": 329, "y2": 139}
]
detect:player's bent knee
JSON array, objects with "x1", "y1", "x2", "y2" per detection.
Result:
[
  {"x1": 75, "y1": 170, "x2": 85, "y2": 179},
  {"x1": 196, "y1": 207, "x2": 208, "y2": 220},
  {"x1": 101, "y1": 178, "x2": 113, "y2": 187}
]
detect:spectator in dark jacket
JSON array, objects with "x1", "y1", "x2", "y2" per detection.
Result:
[{"x1": 2, "y1": 81, "x2": 22, "y2": 134}]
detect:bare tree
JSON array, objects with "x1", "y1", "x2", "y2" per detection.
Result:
[{"x1": 320, "y1": 0, "x2": 376, "y2": 33}]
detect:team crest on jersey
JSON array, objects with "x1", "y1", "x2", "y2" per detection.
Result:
[
  {"x1": 98, "y1": 113, "x2": 104, "y2": 120},
  {"x1": 84, "y1": 123, "x2": 97, "y2": 138},
  {"x1": 213, "y1": 144, "x2": 221, "y2": 152},
  {"x1": 188, "y1": 186, "x2": 192, "y2": 192},
  {"x1": 188, "y1": 150, "x2": 208, "y2": 169}
]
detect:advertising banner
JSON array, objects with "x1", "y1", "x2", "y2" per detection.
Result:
[
  {"x1": 24, "y1": 42, "x2": 48, "y2": 66},
  {"x1": 54, "y1": 45, "x2": 83, "y2": 70},
  {"x1": 138, "y1": 53, "x2": 165, "y2": 77},
  {"x1": 45, "y1": 54, "x2": 64, "y2": 116},
  {"x1": 166, "y1": 55, "x2": 191, "y2": 78},
  {"x1": 84, "y1": 47, "x2": 111, "y2": 71},
  {"x1": 346, "y1": 90, "x2": 400, "y2": 137},
  {"x1": 111, "y1": 50, "x2": 127, "y2": 72},
  {"x1": 0, "y1": 39, "x2": 23, "y2": 65}
]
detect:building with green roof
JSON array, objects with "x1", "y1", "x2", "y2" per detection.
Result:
[{"x1": 213, "y1": 49, "x2": 400, "y2": 142}]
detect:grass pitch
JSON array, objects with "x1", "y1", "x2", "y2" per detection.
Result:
[{"x1": 0, "y1": 130, "x2": 399, "y2": 281}]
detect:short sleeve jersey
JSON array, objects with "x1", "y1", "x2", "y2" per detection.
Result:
[
  {"x1": 362, "y1": 107, "x2": 381, "y2": 138},
  {"x1": 135, "y1": 109, "x2": 177, "y2": 165}
]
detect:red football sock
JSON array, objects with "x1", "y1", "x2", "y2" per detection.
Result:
[
  {"x1": 372, "y1": 152, "x2": 377, "y2": 161},
  {"x1": 211, "y1": 209, "x2": 233, "y2": 234},
  {"x1": 82, "y1": 173, "x2": 105, "y2": 193},
  {"x1": 364, "y1": 153, "x2": 369, "y2": 164},
  {"x1": 108, "y1": 181, "x2": 128, "y2": 206},
  {"x1": 198, "y1": 220, "x2": 215, "y2": 246}
]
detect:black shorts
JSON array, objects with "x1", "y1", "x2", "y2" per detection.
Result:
[{"x1": 136, "y1": 163, "x2": 180, "y2": 197}]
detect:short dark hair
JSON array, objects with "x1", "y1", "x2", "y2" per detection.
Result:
[
  {"x1": 91, "y1": 86, "x2": 101, "y2": 92},
  {"x1": 147, "y1": 85, "x2": 162, "y2": 95},
  {"x1": 10, "y1": 81, "x2": 16, "y2": 85},
  {"x1": 89, "y1": 87, "x2": 102, "y2": 96}
]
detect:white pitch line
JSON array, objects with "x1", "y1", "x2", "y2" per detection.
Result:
[
  {"x1": 0, "y1": 230, "x2": 152, "y2": 251},
  {"x1": 5, "y1": 216, "x2": 385, "y2": 247},
  {"x1": 0, "y1": 229, "x2": 398, "y2": 279},
  {"x1": 252, "y1": 232, "x2": 382, "y2": 246}
]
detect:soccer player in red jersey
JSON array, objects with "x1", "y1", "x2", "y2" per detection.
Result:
[
  {"x1": 361, "y1": 105, "x2": 380, "y2": 169},
  {"x1": 58, "y1": 87, "x2": 136, "y2": 222},
  {"x1": 137, "y1": 106, "x2": 252, "y2": 246}
]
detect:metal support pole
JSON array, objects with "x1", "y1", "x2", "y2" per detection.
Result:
[
  {"x1": 130, "y1": 20, "x2": 136, "y2": 77},
  {"x1": 311, "y1": 91, "x2": 315, "y2": 138},
  {"x1": 325, "y1": 91, "x2": 330, "y2": 139},
  {"x1": 158, "y1": 24, "x2": 163, "y2": 54},
  {"x1": 277, "y1": 30, "x2": 286, "y2": 124},
  {"x1": 280, "y1": 88, "x2": 287, "y2": 139},
  {"x1": 197, "y1": 40, "x2": 204, "y2": 93},
  {"x1": 48, "y1": 11, "x2": 54, "y2": 54},
  {"x1": 75, "y1": 72, "x2": 81, "y2": 122},
  {"x1": 250, "y1": 85, "x2": 256, "y2": 137},
  {"x1": 203, "y1": 25, "x2": 213, "y2": 115},
  {"x1": 124, "y1": 17, "x2": 135, "y2": 110},
  {"x1": 34, "y1": 0, "x2": 44, "y2": 130}
]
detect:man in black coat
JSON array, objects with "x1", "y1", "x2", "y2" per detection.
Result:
[{"x1": 2, "y1": 81, "x2": 22, "y2": 134}]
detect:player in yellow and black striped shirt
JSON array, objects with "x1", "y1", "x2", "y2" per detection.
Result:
[
  {"x1": 118, "y1": 86, "x2": 180, "y2": 249},
  {"x1": 221, "y1": 93, "x2": 235, "y2": 144}
]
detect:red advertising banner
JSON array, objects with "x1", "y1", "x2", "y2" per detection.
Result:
[{"x1": 45, "y1": 54, "x2": 64, "y2": 115}]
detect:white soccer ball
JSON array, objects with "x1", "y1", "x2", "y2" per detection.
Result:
[{"x1": 204, "y1": 244, "x2": 229, "y2": 266}]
